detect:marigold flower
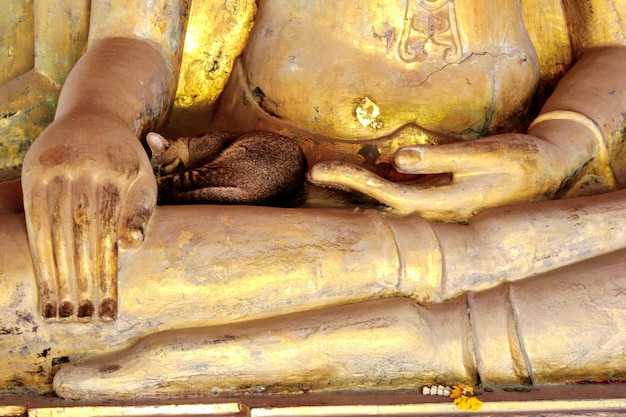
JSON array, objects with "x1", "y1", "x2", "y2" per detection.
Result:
[{"x1": 454, "y1": 395, "x2": 483, "y2": 411}]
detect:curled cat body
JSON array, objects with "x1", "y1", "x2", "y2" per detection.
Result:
[{"x1": 146, "y1": 131, "x2": 308, "y2": 207}]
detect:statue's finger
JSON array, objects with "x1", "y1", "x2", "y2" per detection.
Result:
[
  {"x1": 394, "y1": 140, "x2": 509, "y2": 174},
  {"x1": 309, "y1": 160, "x2": 390, "y2": 193},
  {"x1": 72, "y1": 177, "x2": 97, "y2": 320},
  {"x1": 118, "y1": 172, "x2": 157, "y2": 250},
  {"x1": 96, "y1": 181, "x2": 121, "y2": 321},
  {"x1": 310, "y1": 161, "x2": 424, "y2": 213},
  {"x1": 23, "y1": 180, "x2": 59, "y2": 320},
  {"x1": 49, "y1": 176, "x2": 77, "y2": 319}
]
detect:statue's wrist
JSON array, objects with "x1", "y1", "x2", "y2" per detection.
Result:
[{"x1": 528, "y1": 110, "x2": 617, "y2": 196}]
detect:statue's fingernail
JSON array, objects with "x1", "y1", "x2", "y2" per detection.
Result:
[
  {"x1": 127, "y1": 227, "x2": 145, "y2": 246},
  {"x1": 42, "y1": 301, "x2": 57, "y2": 320},
  {"x1": 78, "y1": 300, "x2": 95, "y2": 319},
  {"x1": 395, "y1": 149, "x2": 422, "y2": 167},
  {"x1": 59, "y1": 301, "x2": 74, "y2": 318},
  {"x1": 99, "y1": 298, "x2": 117, "y2": 321}
]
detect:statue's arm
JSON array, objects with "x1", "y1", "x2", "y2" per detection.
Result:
[
  {"x1": 21, "y1": 0, "x2": 191, "y2": 321},
  {"x1": 528, "y1": 45, "x2": 626, "y2": 189},
  {"x1": 54, "y1": 0, "x2": 191, "y2": 132}
]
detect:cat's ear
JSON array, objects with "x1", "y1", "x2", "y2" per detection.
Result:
[{"x1": 146, "y1": 132, "x2": 170, "y2": 154}]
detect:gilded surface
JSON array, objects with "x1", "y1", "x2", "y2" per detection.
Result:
[
  {"x1": 0, "y1": 0, "x2": 89, "y2": 177},
  {"x1": 0, "y1": 0, "x2": 625, "y2": 404},
  {"x1": 166, "y1": 0, "x2": 256, "y2": 136}
]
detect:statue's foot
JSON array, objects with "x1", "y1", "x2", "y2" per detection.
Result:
[{"x1": 53, "y1": 297, "x2": 476, "y2": 399}]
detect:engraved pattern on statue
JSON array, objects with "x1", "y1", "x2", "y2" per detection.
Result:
[{"x1": 399, "y1": 0, "x2": 463, "y2": 64}]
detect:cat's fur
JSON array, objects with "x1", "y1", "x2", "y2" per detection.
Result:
[{"x1": 147, "y1": 131, "x2": 308, "y2": 207}]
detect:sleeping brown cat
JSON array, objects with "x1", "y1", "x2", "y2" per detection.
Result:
[{"x1": 146, "y1": 131, "x2": 308, "y2": 207}]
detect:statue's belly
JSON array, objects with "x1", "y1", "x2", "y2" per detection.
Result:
[{"x1": 242, "y1": 0, "x2": 540, "y2": 141}]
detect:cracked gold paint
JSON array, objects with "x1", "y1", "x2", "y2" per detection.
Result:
[{"x1": 355, "y1": 97, "x2": 383, "y2": 129}]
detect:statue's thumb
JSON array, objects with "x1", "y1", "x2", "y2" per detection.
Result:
[{"x1": 118, "y1": 176, "x2": 157, "y2": 249}]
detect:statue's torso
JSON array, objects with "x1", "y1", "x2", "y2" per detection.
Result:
[{"x1": 238, "y1": 0, "x2": 540, "y2": 141}]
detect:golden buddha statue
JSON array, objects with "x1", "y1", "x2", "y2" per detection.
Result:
[{"x1": 0, "y1": 0, "x2": 625, "y2": 402}]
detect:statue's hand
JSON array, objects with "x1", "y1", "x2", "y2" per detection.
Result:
[
  {"x1": 310, "y1": 134, "x2": 570, "y2": 222},
  {"x1": 22, "y1": 113, "x2": 157, "y2": 321}
]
